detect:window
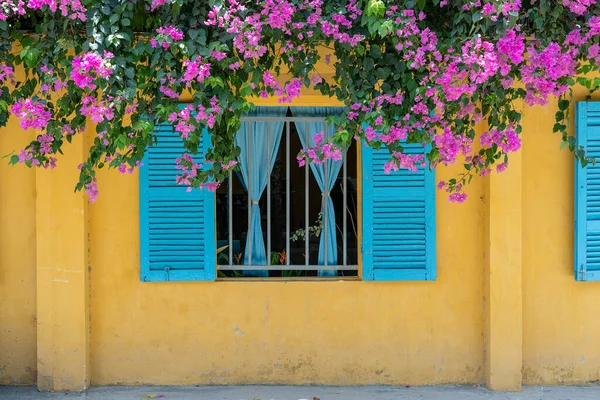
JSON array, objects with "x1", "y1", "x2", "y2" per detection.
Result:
[
  {"x1": 139, "y1": 104, "x2": 436, "y2": 282},
  {"x1": 216, "y1": 106, "x2": 358, "y2": 278},
  {"x1": 575, "y1": 101, "x2": 600, "y2": 281}
]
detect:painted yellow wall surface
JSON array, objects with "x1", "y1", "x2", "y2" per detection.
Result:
[
  {"x1": 0, "y1": 118, "x2": 37, "y2": 385},
  {"x1": 1, "y1": 77, "x2": 600, "y2": 387},
  {"x1": 521, "y1": 87, "x2": 600, "y2": 384},
  {"x1": 87, "y1": 93, "x2": 486, "y2": 384}
]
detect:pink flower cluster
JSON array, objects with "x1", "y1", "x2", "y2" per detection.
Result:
[
  {"x1": 1, "y1": 0, "x2": 85, "y2": 21},
  {"x1": 480, "y1": 127, "x2": 521, "y2": 154},
  {"x1": 70, "y1": 51, "x2": 114, "y2": 91},
  {"x1": 384, "y1": 152, "x2": 425, "y2": 174},
  {"x1": 36, "y1": 65, "x2": 67, "y2": 93},
  {"x1": 261, "y1": 71, "x2": 302, "y2": 103},
  {"x1": 158, "y1": 73, "x2": 179, "y2": 99},
  {"x1": 85, "y1": 178, "x2": 98, "y2": 202},
  {"x1": 315, "y1": 0, "x2": 364, "y2": 46},
  {"x1": 168, "y1": 100, "x2": 222, "y2": 142},
  {"x1": 175, "y1": 153, "x2": 219, "y2": 191},
  {"x1": 21, "y1": 0, "x2": 86, "y2": 20},
  {"x1": 17, "y1": 146, "x2": 36, "y2": 164},
  {"x1": 562, "y1": 0, "x2": 597, "y2": 15},
  {"x1": 151, "y1": 26, "x2": 184, "y2": 49},
  {"x1": 465, "y1": 0, "x2": 522, "y2": 21},
  {"x1": 0, "y1": 63, "x2": 14, "y2": 85},
  {"x1": 118, "y1": 160, "x2": 142, "y2": 175},
  {"x1": 437, "y1": 180, "x2": 468, "y2": 203},
  {"x1": 0, "y1": 0, "x2": 26, "y2": 20},
  {"x1": 183, "y1": 56, "x2": 211, "y2": 83},
  {"x1": 433, "y1": 128, "x2": 473, "y2": 165},
  {"x1": 175, "y1": 153, "x2": 202, "y2": 190},
  {"x1": 261, "y1": 0, "x2": 296, "y2": 30},
  {"x1": 97, "y1": 130, "x2": 109, "y2": 146},
  {"x1": 206, "y1": 0, "x2": 364, "y2": 62},
  {"x1": 297, "y1": 130, "x2": 344, "y2": 167},
  {"x1": 18, "y1": 146, "x2": 55, "y2": 168},
  {"x1": 496, "y1": 29, "x2": 525, "y2": 71},
  {"x1": 150, "y1": 0, "x2": 174, "y2": 11},
  {"x1": 80, "y1": 96, "x2": 114, "y2": 123},
  {"x1": 221, "y1": 160, "x2": 238, "y2": 171},
  {"x1": 11, "y1": 98, "x2": 52, "y2": 130},
  {"x1": 521, "y1": 42, "x2": 577, "y2": 106},
  {"x1": 156, "y1": 26, "x2": 183, "y2": 40},
  {"x1": 37, "y1": 133, "x2": 54, "y2": 154},
  {"x1": 394, "y1": 11, "x2": 439, "y2": 70},
  {"x1": 159, "y1": 85, "x2": 178, "y2": 99},
  {"x1": 210, "y1": 51, "x2": 227, "y2": 61}
]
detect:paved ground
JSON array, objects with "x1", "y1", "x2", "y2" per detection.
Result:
[{"x1": 1, "y1": 385, "x2": 600, "y2": 400}]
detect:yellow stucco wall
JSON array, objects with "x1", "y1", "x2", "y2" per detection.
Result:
[
  {"x1": 87, "y1": 117, "x2": 486, "y2": 385},
  {"x1": 522, "y1": 87, "x2": 600, "y2": 384},
  {"x1": 0, "y1": 118, "x2": 37, "y2": 385},
  {"x1": 3, "y1": 82, "x2": 600, "y2": 387}
]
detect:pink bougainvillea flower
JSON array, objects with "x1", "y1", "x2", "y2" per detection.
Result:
[
  {"x1": 70, "y1": 52, "x2": 114, "y2": 90},
  {"x1": 183, "y1": 57, "x2": 211, "y2": 83},
  {"x1": 85, "y1": 178, "x2": 98, "y2": 202},
  {"x1": 11, "y1": 99, "x2": 52, "y2": 130}
]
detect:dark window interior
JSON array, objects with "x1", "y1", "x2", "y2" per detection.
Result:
[{"x1": 216, "y1": 111, "x2": 358, "y2": 278}]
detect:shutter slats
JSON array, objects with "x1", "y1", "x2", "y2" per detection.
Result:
[
  {"x1": 139, "y1": 121, "x2": 215, "y2": 282},
  {"x1": 575, "y1": 102, "x2": 600, "y2": 280},
  {"x1": 362, "y1": 140, "x2": 436, "y2": 281}
]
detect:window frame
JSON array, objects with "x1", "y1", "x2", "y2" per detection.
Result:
[{"x1": 216, "y1": 114, "x2": 359, "y2": 277}]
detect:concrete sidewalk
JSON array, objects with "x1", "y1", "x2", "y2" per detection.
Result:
[{"x1": 1, "y1": 385, "x2": 600, "y2": 400}]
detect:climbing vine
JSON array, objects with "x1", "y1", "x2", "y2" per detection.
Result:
[{"x1": 0, "y1": 0, "x2": 599, "y2": 202}]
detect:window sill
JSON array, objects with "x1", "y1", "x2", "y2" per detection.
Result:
[{"x1": 216, "y1": 276, "x2": 362, "y2": 282}]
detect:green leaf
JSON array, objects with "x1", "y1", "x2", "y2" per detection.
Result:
[
  {"x1": 558, "y1": 99, "x2": 570, "y2": 111},
  {"x1": 365, "y1": 0, "x2": 385, "y2": 17},
  {"x1": 239, "y1": 82, "x2": 253, "y2": 97}
]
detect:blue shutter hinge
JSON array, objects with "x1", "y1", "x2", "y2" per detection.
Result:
[
  {"x1": 579, "y1": 264, "x2": 586, "y2": 281},
  {"x1": 164, "y1": 266, "x2": 170, "y2": 282}
]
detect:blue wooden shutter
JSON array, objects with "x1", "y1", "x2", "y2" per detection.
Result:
[
  {"x1": 139, "y1": 124, "x2": 216, "y2": 282},
  {"x1": 361, "y1": 142, "x2": 436, "y2": 281},
  {"x1": 575, "y1": 102, "x2": 600, "y2": 281}
]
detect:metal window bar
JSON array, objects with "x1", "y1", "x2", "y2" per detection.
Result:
[
  {"x1": 228, "y1": 169, "x2": 233, "y2": 267},
  {"x1": 267, "y1": 122, "x2": 271, "y2": 266},
  {"x1": 305, "y1": 120, "x2": 309, "y2": 268},
  {"x1": 223, "y1": 116, "x2": 358, "y2": 274},
  {"x1": 323, "y1": 120, "x2": 328, "y2": 267},
  {"x1": 247, "y1": 120, "x2": 253, "y2": 265},
  {"x1": 343, "y1": 141, "x2": 347, "y2": 267},
  {"x1": 286, "y1": 121, "x2": 290, "y2": 266}
]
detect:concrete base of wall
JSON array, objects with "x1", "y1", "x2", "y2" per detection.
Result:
[{"x1": 2, "y1": 385, "x2": 600, "y2": 400}]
